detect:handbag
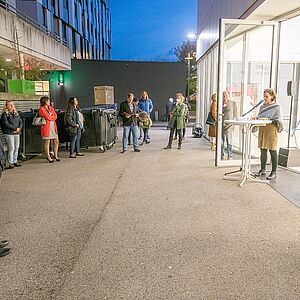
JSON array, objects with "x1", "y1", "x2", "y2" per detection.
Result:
[
  {"x1": 205, "y1": 111, "x2": 216, "y2": 126},
  {"x1": 32, "y1": 115, "x2": 46, "y2": 126}
]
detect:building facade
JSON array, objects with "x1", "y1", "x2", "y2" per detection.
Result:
[
  {"x1": 15, "y1": 0, "x2": 111, "y2": 60},
  {"x1": 196, "y1": 0, "x2": 300, "y2": 169}
]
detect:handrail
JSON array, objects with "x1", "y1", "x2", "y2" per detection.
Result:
[{"x1": 0, "y1": 2, "x2": 68, "y2": 47}]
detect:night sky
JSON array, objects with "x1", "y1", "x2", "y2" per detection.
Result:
[{"x1": 110, "y1": 0, "x2": 197, "y2": 61}]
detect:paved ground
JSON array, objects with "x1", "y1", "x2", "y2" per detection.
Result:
[{"x1": 0, "y1": 127, "x2": 299, "y2": 299}]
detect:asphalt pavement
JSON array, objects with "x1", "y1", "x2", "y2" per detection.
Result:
[{"x1": 0, "y1": 127, "x2": 299, "y2": 299}]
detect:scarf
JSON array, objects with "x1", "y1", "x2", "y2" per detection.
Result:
[{"x1": 257, "y1": 102, "x2": 283, "y2": 133}]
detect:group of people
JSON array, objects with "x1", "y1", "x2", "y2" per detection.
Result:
[
  {"x1": 119, "y1": 91, "x2": 153, "y2": 153},
  {"x1": 118, "y1": 91, "x2": 190, "y2": 153},
  {"x1": 39, "y1": 95, "x2": 85, "y2": 162},
  {"x1": 0, "y1": 96, "x2": 85, "y2": 168},
  {"x1": 1, "y1": 88, "x2": 283, "y2": 180},
  {"x1": 207, "y1": 88, "x2": 283, "y2": 180}
]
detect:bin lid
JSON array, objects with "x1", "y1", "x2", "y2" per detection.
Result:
[{"x1": 81, "y1": 107, "x2": 105, "y2": 113}]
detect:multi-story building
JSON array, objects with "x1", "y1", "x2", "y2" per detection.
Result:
[
  {"x1": 14, "y1": 0, "x2": 111, "y2": 60},
  {"x1": 196, "y1": 0, "x2": 300, "y2": 167}
]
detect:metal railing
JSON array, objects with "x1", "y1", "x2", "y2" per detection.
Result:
[{"x1": 0, "y1": 1, "x2": 68, "y2": 47}]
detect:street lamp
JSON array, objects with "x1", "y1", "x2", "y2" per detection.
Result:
[
  {"x1": 185, "y1": 33, "x2": 197, "y2": 102},
  {"x1": 185, "y1": 52, "x2": 193, "y2": 102},
  {"x1": 187, "y1": 33, "x2": 197, "y2": 40}
]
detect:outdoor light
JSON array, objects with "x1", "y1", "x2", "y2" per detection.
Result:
[
  {"x1": 58, "y1": 73, "x2": 64, "y2": 86},
  {"x1": 187, "y1": 33, "x2": 197, "y2": 40}
]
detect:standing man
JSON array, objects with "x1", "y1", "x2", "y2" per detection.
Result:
[
  {"x1": 119, "y1": 93, "x2": 141, "y2": 153},
  {"x1": 138, "y1": 91, "x2": 153, "y2": 140}
]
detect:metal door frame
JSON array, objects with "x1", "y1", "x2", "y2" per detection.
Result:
[{"x1": 216, "y1": 18, "x2": 280, "y2": 166}]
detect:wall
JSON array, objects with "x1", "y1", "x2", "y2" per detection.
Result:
[
  {"x1": 0, "y1": 8, "x2": 71, "y2": 69},
  {"x1": 15, "y1": 0, "x2": 111, "y2": 60},
  {"x1": 49, "y1": 60, "x2": 186, "y2": 121},
  {"x1": 197, "y1": 0, "x2": 259, "y2": 58}
]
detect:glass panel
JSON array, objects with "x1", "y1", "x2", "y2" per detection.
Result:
[
  {"x1": 277, "y1": 63, "x2": 294, "y2": 148},
  {"x1": 246, "y1": 26, "x2": 273, "y2": 159},
  {"x1": 222, "y1": 34, "x2": 243, "y2": 161},
  {"x1": 278, "y1": 15, "x2": 300, "y2": 171},
  {"x1": 218, "y1": 23, "x2": 276, "y2": 165}
]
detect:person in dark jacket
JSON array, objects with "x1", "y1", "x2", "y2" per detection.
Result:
[
  {"x1": 65, "y1": 97, "x2": 84, "y2": 158},
  {"x1": 165, "y1": 97, "x2": 174, "y2": 122},
  {"x1": 119, "y1": 93, "x2": 141, "y2": 153},
  {"x1": 0, "y1": 100, "x2": 23, "y2": 168}
]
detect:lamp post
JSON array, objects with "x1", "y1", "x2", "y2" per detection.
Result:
[
  {"x1": 185, "y1": 52, "x2": 193, "y2": 102},
  {"x1": 185, "y1": 33, "x2": 197, "y2": 101}
]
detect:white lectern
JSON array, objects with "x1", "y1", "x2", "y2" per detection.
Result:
[{"x1": 223, "y1": 119, "x2": 272, "y2": 187}]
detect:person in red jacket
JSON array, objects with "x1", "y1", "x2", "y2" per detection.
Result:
[{"x1": 38, "y1": 96, "x2": 60, "y2": 163}]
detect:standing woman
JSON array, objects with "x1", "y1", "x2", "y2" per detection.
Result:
[
  {"x1": 255, "y1": 88, "x2": 283, "y2": 180},
  {"x1": 222, "y1": 91, "x2": 235, "y2": 159},
  {"x1": 38, "y1": 96, "x2": 60, "y2": 163},
  {"x1": 0, "y1": 100, "x2": 23, "y2": 168},
  {"x1": 138, "y1": 90, "x2": 153, "y2": 140},
  {"x1": 164, "y1": 93, "x2": 185, "y2": 150},
  {"x1": 208, "y1": 94, "x2": 217, "y2": 151},
  {"x1": 65, "y1": 96, "x2": 84, "y2": 158}
]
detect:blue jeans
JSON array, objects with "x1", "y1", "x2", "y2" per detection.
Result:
[
  {"x1": 221, "y1": 131, "x2": 233, "y2": 159},
  {"x1": 4, "y1": 134, "x2": 20, "y2": 164},
  {"x1": 70, "y1": 129, "x2": 82, "y2": 155},
  {"x1": 123, "y1": 125, "x2": 139, "y2": 150}
]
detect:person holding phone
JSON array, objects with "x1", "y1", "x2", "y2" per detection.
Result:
[
  {"x1": 38, "y1": 96, "x2": 60, "y2": 163},
  {"x1": 0, "y1": 100, "x2": 23, "y2": 168},
  {"x1": 119, "y1": 93, "x2": 141, "y2": 153}
]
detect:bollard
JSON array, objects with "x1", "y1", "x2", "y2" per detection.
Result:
[{"x1": 154, "y1": 110, "x2": 159, "y2": 122}]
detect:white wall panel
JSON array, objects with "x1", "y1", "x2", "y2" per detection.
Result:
[{"x1": 197, "y1": 0, "x2": 257, "y2": 58}]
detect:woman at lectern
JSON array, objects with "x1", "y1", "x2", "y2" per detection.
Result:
[{"x1": 254, "y1": 89, "x2": 283, "y2": 180}]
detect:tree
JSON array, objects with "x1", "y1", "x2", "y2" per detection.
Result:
[
  {"x1": 174, "y1": 40, "x2": 196, "y2": 63},
  {"x1": 173, "y1": 40, "x2": 197, "y2": 101},
  {"x1": 24, "y1": 58, "x2": 50, "y2": 81}
]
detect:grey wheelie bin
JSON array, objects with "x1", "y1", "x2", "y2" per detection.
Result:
[
  {"x1": 81, "y1": 107, "x2": 106, "y2": 152},
  {"x1": 102, "y1": 109, "x2": 118, "y2": 149},
  {"x1": 20, "y1": 111, "x2": 44, "y2": 158}
]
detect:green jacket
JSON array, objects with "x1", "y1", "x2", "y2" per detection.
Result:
[{"x1": 168, "y1": 102, "x2": 185, "y2": 129}]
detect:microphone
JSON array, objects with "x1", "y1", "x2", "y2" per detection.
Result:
[
  {"x1": 254, "y1": 99, "x2": 264, "y2": 107},
  {"x1": 242, "y1": 99, "x2": 263, "y2": 117}
]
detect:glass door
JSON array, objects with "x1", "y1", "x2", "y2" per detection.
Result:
[{"x1": 216, "y1": 19, "x2": 279, "y2": 166}]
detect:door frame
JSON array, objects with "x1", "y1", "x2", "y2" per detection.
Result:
[{"x1": 216, "y1": 18, "x2": 280, "y2": 166}]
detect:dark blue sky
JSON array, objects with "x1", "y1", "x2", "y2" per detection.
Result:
[{"x1": 110, "y1": 0, "x2": 197, "y2": 61}]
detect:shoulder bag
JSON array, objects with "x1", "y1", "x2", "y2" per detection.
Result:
[
  {"x1": 32, "y1": 114, "x2": 46, "y2": 126},
  {"x1": 205, "y1": 111, "x2": 216, "y2": 126}
]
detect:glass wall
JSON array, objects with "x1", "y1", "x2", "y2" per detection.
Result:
[
  {"x1": 197, "y1": 22, "x2": 276, "y2": 165},
  {"x1": 196, "y1": 46, "x2": 218, "y2": 129},
  {"x1": 278, "y1": 15, "x2": 300, "y2": 151},
  {"x1": 197, "y1": 14, "x2": 300, "y2": 170}
]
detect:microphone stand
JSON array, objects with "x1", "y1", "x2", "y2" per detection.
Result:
[
  {"x1": 224, "y1": 99, "x2": 263, "y2": 176},
  {"x1": 225, "y1": 99, "x2": 263, "y2": 131}
]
